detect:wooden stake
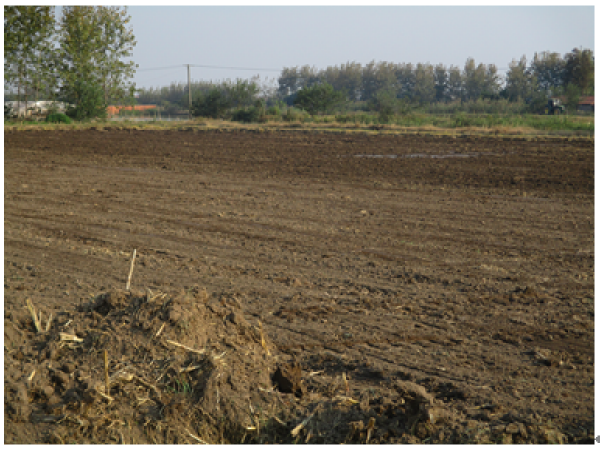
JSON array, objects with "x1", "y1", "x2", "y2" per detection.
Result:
[{"x1": 126, "y1": 249, "x2": 137, "y2": 291}]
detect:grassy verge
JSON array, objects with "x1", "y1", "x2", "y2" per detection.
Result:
[{"x1": 5, "y1": 112, "x2": 594, "y2": 139}]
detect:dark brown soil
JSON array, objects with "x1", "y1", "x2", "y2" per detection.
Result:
[{"x1": 4, "y1": 128, "x2": 594, "y2": 444}]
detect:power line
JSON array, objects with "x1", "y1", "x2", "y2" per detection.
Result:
[
  {"x1": 136, "y1": 65, "x2": 185, "y2": 72},
  {"x1": 190, "y1": 64, "x2": 281, "y2": 72},
  {"x1": 136, "y1": 64, "x2": 281, "y2": 73}
]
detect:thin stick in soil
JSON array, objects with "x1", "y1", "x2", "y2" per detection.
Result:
[{"x1": 126, "y1": 249, "x2": 137, "y2": 291}]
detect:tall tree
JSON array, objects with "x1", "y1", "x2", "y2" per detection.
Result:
[
  {"x1": 505, "y1": 56, "x2": 536, "y2": 102},
  {"x1": 462, "y1": 58, "x2": 488, "y2": 101},
  {"x1": 530, "y1": 51, "x2": 565, "y2": 93},
  {"x1": 482, "y1": 64, "x2": 501, "y2": 98},
  {"x1": 362, "y1": 61, "x2": 397, "y2": 102},
  {"x1": 413, "y1": 63, "x2": 435, "y2": 104},
  {"x1": 278, "y1": 66, "x2": 301, "y2": 97},
  {"x1": 57, "y1": 6, "x2": 104, "y2": 116},
  {"x1": 58, "y1": 6, "x2": 136, "y2": 118},
  {"x1": 564, "y1": 48, "x2": 594, "y2": 94},
  {"x1": 337, "y1": 61, "x2": 363, "y2": 101},
  {"x1": 433, "y1": 64, "x2": 448, "y2": 102},
  {"x1": 395, "y1": 63, "x2": 415, "y2": 101},
  {"x1": 96, "y1": 6, "x2": 137, "y2": 105},
  {"x1": 4, "y1": 6, "x2": 56, "y2": 114},
  {"x1": 446, "y1": 65, "x2": 463, "y2": 102}
]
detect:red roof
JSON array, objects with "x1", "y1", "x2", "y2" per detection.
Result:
[{"x1": 578, "y1": 96, "x2": 594, "y2": 105}]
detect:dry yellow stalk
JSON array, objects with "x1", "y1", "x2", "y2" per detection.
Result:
[
  {"x1": 59, "y1": 332, "x2": 83, "y2": 342},
  {"x1": 291, "y1": 412, "x2": 315, "y2": 437},
  {"x1": 258, "y1": 320, "x2": 270, "y2": 355},
  {"x1": 155, "y1": 323, "x2": 166, "y2": 338},
  {"x1": 166, "y1": 339, "x2": 206, "y2": 355},
  {"x1": 45, "y1": 313, "x2": 53, "y2": 332},
  {"x1": 104, "y1": 350, "x2": 110, "y2": 396},
  {"x1": 26, "y1": 298, "x2": 42, "y2": 333},
  {"x1": 95, "y1": 389, "x2": 114, "y2": 402},
  {"x1": 178, "y1": 365, "x2": 202, "y2": 373},
  {"x1": 185, "y1": 429, "x2": 209, "y2": 445},
  {"x1": 366, "y1": 417, "x2": 376, "y2": 443}
]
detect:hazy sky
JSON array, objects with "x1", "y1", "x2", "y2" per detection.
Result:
[{"x1": 128, "y1": 5, "x2": 594, "y2": 89}]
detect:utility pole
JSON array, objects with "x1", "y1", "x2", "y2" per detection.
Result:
[{"x1": 187, "y1": 64, "x2": 192, "y2": 121}]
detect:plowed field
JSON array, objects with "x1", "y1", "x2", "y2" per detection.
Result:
[{"x1": 4, "y1": 128, "x2": 594, "y2": 444}]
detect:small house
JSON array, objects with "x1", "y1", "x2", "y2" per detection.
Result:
[{"x1": 577, "y1": 96, "x2": 594, "y2": 113}]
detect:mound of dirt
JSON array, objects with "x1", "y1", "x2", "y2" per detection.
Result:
[
  {"x1": 4, "y1": 287, "x2": 293, "y2": 444},
  {"x1": 4, "y1": 286, "x2": 580, "y2": 444}
]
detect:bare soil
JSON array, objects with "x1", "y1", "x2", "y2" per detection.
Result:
[{"x1": 4, "y1": 128, "x2": 594, "y2": 444}]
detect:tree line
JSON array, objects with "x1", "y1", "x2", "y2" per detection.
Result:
[
  {"x1": 4, "y1": 6, "x2": 135, "y2": 119},
  {"x1": 137, "y1": 49, "x2": 593, "y2": 121}
]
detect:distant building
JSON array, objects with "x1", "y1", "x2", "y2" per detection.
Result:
[
  {"x1": 577, "y1": 96, "x2": 594, "y2": 113},
  {"x1": 4, "y1": 100, "x2": 70, "y2": 118}
]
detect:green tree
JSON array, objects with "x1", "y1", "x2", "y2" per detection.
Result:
[
  {"x1": 564, "y1": 83, "x2": 581, "y2": 112},
  {"x1": 369, "y1": 88, "x2": 407, "y2": 122},
  {"x1": 482, "y1": 64, "x2": 501, "y2": 99},
  {"x1": 413, "y1": 63, "x2": 435, "y2": 104},
  {"x1": 564, "y1": 48, "x2": 594, "y2": 94},
  {"x1": 433, "y1": 64, "x2": 449, "y2": 102},
  {"x1": 96, "y1": 7, "x2": 137, "y2": 105},
  {"x1": 462, "y1": 58, "x2": 487, "y2": 101},
  {"x1": 65, "y1": 80, "x2": 106, "y2": 120},
  {"x1": 294, "y1": 83, "x2": 345, "y2": 115},
  {"x1": 530, "y1": 51, "x2": 565, "y2": 92},
  {"x1": 57, "y1": 6, "x2": 104, "y2": 117},
  {"x1": 361, "y1": 61, "x2": 397, "y2": 102},
  {"x1": 4, "y1": 6, "x2": 56, "y2": 114},
  {"x1": 228, "y1": 79, "x2": 259, "y2": 108},
  {"x1": 337, "y1": 61, "x2": 363, "y2": 101},
  {"x1": 446, "y1": 65, "x2": 463, "y2": 102},
  {"x1": 57, "y1": 6, "x2": 136, "y2": 119},
  {"x1": 395, "y1": 63, "x2": 415, "y2": 101},
  {"x1": 278, "y1": 66, "x2": 301, "y2": 97},
  {"x1": 505, "y1": 56, "x2": 536, "y2": 102},
  {"x1": 192, "y1": 88, "x2": 231, "y2": 119}
]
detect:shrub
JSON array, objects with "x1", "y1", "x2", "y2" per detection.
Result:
[
  {"x1": 266, "y1": 105, "x2": 280, "y2": 116},
  {"x1": 46, "y1": 113, "x2": 72, "y2": 124},
  {"x1": 231, "y1": 105, "x2": 264, "y2": 123},
  {"x1": 294, "y1": 83, "x2": 345, "y2": 115},
  {"x1": 192, "y1": 89, "x2": 231, "y2": 119},
  {"x1": 64, "y1": 80, "x2": 107, "y2": 120},
  {"x1": 283, "y1": 108, "x2": 308, "y2": 122}
]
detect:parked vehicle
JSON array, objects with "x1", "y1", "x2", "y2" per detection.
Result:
[{"x1": 547, "y1": 98, "x2": 565, "y2": 115}]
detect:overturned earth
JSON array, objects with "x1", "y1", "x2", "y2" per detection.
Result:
[{"x1": 4, "y1": 128, "x2": 594, "y2": 443}]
